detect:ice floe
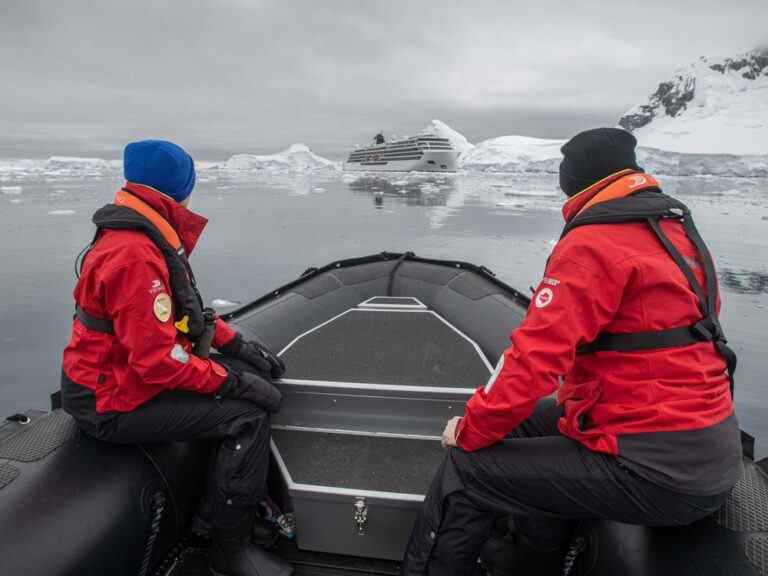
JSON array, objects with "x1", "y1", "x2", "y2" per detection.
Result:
[{"x1": 211, "y1": 298, "x2": 241, "y2": 308}]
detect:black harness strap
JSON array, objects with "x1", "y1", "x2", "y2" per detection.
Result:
[
  {"x1": 75, "y1": 306, "x2": 114, "y2": 334},
  {"x1": 583, "y1": 324, "x2": 713, "y2": 353},
  {"x1": 88, "y1": 203, "x2": 207, "y2": 339},
  {"x1": 566, "y1": 190, "x2": 737, "y2": 396}
]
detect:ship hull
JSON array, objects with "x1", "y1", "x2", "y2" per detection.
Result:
[{"x1": 344, "y1": 150, "x2": 457, "y2": 173}]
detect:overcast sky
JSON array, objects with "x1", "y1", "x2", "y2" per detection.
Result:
[{"x1": 1, "y1": 0, "x2": 765, "y2": 159}]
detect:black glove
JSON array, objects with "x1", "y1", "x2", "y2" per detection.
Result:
[
  {"x1": 219, "y1": 333, "x2": 286, "y2": 380},
  {"x1": 216, "y1": 368, "x2": 282, "y2": 413}
]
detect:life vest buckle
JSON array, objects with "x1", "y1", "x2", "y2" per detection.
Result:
[{"x1": 690, "y1": 319, "x2": 725, "y2": 344}]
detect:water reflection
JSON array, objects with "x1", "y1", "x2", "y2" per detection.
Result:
[
  {"x1": 720, "y1": 269, "x2": 768, "y2": 295},
  {"x1": 345, "y1": 174, "x2": 457, "y2": 208}
]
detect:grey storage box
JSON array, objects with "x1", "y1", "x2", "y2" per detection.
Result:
[{"x1": 272, "y1": 299, "x2": 492, "y2": 560}]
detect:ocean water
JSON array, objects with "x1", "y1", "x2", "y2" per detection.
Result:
[{"x1": 1, "y1": 172, "x2": 766, "y2": 448}]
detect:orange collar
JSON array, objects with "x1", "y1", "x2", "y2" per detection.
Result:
[
  {"x1": 114, "y1": 189, "x2": 183, "y2": 252},
  {"x1": 119, "y1": 182, "x2": 208, "y2": 255},
  {"x1": 562, "y1": 170, "x2": 660, "y2": 223}
]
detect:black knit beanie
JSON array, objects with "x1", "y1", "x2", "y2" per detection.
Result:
[{"x1": 559, "y1": 128, "x2": 642, "y2": 197}]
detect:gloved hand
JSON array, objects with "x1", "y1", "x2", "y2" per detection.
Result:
[
  {"x1": 215, "y1": 368, "x2": 282, "y2": 413},
  {"x1": 218, "y1": 333, "x2": 286, "y2": 380}
]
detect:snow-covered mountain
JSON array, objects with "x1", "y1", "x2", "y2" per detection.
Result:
[{"x1": 619, "y1": 47, "x2": 768, "y2": 155}]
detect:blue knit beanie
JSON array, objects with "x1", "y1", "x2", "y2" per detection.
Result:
[{"x1": 123, "y1": 140, "x2": 196, "y2": 203}]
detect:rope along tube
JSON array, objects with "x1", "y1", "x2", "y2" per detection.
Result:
[{"x1": 139, "y1": 491, "x2": 167, "y2": 576}]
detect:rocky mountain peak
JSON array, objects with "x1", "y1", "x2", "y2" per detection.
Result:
[{"x1": 619, "y1": 45, "x2": 768, "y2": 133}]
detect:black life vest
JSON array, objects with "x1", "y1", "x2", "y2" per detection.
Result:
[
  {"x1": 77, "y1": 197, "x2": 207, "y2": 340},
  {"x1": 562, "y1": 189, "x2": 737, "y2": 395}
]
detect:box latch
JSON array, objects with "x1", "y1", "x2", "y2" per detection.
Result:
[{"x1": 353, "y1": 496, "x2": 368, "y2": 535}]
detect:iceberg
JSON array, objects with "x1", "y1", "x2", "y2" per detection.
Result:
[
  {"x1": 43, "y1": 156, "x2": 121, "y2": 177},
  {"x1": 420, "y1": 119, "x2": 474, "y2": 155},
  {"x1": 222, "y1": 144, "x2": 339, "y2": 173},
  {"x1": 637, "y1": 148, "x2": 768, "y2": 178},
  {"x1": 459, "y1": 135, "x2": 564, "y2": 173},
  {"x1": 456, "y1": 134, "x2": 768, "y2": 178}
]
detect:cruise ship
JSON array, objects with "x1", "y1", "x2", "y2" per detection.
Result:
[{"x1": 344, "y1": 133, "x2": 457, "y2": 172}]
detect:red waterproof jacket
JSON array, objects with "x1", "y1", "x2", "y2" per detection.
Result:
[
  {"x1": 62, "y1": 183, "x2": 236, "y2": 413},
  {"x1": 457, "y1": 172, "x2": 735, "y2": 462}
]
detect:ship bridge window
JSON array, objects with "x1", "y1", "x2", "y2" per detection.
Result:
[{"x1": 427, "y1": 160, "x2": 435, "y2": 165}]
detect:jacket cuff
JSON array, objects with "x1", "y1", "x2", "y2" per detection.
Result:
[
  {"x1": 209, "y1": 358, "x2": 233, "y2": 397},
  {"x1": 456, "y1": 411, "x2": 497, "y2": 452},
  {"x1": 213, "y1": 318, "x2": 238, "y2": 350}
]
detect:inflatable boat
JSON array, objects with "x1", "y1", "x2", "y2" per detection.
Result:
[{"x1": 0, "y1": 252, "x2": 765, "y2": 576}]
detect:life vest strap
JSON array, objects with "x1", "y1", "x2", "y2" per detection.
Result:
[
  {"x1": 575, "y1": 204, "x2": 737, "y2": 396},
  {"x1": 75, "y1": 306, "x2": 114, "y2": 334},
  {"x1": 578, "y1": 318, "x2": 723, "y2": 354}
]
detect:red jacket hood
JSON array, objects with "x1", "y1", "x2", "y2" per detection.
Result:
[{"x1": 122, "y1": 182, "x2": 208, "y2": 255}]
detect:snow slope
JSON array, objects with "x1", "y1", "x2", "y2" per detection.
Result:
[
  {"x1": 222, "y1": 143, "x2": 339, "y2": 173},
  {"x1": 620, "y1": 47, "x2": 768, "y2": 155}
]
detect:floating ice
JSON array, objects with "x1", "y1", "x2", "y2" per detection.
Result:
[
  {"x1": 48, "y1": 209, "x2": 76, "y2": 215},
  {"x1": 1, "y1": 185, "x2": 23, "y2": 195},
  {"x1": 211, "y1": 298, "x2": 241, "y2": 307}
]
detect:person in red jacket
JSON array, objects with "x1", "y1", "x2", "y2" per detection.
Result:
[
  {"x1": 400, "y1": 128, "x2": 742, "y2": 576},
  {"x1": 62, "y1": 140, "x2": 292, "y2": 576}
]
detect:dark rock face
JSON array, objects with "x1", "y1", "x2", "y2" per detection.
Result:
[
  {"x1": 619, "y1": 106, "x2": 655, "y2": 131},
  {"x1": 709, "y1": 49, "x2": 768, "y2": 80},
  {"x1": 619, "y1": 47, "x2": 767, "y2": 133},
  {"x1": 619, "y1": 75, "x2": 695, "y2": 132}
]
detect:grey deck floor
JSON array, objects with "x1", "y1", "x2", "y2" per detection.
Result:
[{"x1": 280, "y1": 309, "x2": 490, "y2": 387}]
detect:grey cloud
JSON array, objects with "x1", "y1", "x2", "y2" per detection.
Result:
[{"x1": 0, "y1": 0, "x2": 765, "y2": 158}]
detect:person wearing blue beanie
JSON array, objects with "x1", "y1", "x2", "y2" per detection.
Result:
[
  {"x1": 124, "y1": 139, "x2": 196, "y2": 204},
  {"x1": 63, "y1": 140, "x2": 295, "y2": 575}
]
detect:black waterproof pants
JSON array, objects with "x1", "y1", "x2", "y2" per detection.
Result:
[
  {"x1": 72, "y1": 384, "x2": 271, "y2": 529},
  {"x1": 400, "y1": 399, "x2": 730, "y2": 576}
]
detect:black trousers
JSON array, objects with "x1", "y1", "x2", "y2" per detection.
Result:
[
  {"x1": 75, "y1": 383, "x2": 271, "y2": 528},
  {"x1": 400, "y1": 399, "x2": 730, "y2": 576}
]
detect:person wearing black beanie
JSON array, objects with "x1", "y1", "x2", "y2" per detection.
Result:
[
  {"x1": 402, "y1": 128, "x2": 740, "y2": 576},
  {"x1": 559, "y1": 128, "x2": 642, "y2": 197}
]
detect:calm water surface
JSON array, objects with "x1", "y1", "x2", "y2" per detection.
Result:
[{"x1": 1, "y1": 172, "x2": 766, "y2": 449}]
